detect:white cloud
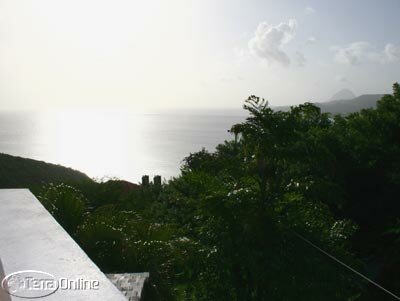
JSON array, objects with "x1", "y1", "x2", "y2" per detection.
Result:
[
  {"x1": 304, "y1": 7, "x2": 316, "y2": 15},
  {"x1": 294, "y1": 51, "x2": 306, "y2": 66},
  {"x1": 384, "y1": 43, "x2": 400, "y2": 62},
  {"x1": 307, "y1": 36, "x2": 317, "y2": 44},
  {"x1": 332, "y1": 42, "x2": 370, "y2": 65},
  {"x1": 332, "y1": 41, "x2": 400, "y2": 65},
  {"x1": 248, "y1": 19, "x2": 297, "y2": 66}
]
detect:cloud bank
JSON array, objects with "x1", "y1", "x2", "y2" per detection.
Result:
[{"x1": 333, "y1": 42, "x2": 400, "y2": 65}]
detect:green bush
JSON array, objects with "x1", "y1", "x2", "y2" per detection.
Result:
[{"x1": 38, "y1": 183, "x2": 86, "y2": 235}]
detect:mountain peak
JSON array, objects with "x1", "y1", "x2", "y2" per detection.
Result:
[{"x1": 330, "y1": 89, "x2": 356, "y2": 101}]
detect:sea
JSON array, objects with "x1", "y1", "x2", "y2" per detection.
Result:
[{"x1": 0, "y1": 109, "x2": 246, "y2": 183}]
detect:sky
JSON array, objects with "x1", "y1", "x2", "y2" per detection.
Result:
[{"x1": 0, "y1": 0, "x2": 399, "y2": 110}]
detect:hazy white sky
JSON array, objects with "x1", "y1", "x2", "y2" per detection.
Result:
[{"x1": 0, "y1": 0, "x2": 399, "y2": 110}]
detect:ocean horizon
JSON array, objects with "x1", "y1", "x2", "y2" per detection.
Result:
[{"x1": 0, "y1": 109, "x2": 247, "y2": 183}]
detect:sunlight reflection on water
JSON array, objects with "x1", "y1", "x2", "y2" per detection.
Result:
[{"x1": 0, "y1": 109, "x2": 245, "y2": 183}]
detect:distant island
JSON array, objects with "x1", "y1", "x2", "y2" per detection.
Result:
[
  {"x1": 274, "y1": 93, "x2": 384, "y2": 114},
  {"x1": 329, "y1": 88, "x2": 356, "y2": 101}
]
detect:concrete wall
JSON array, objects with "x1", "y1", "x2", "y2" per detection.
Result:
[{"x1": 0, "y1": 189, "x2": 127, "y2": 300}]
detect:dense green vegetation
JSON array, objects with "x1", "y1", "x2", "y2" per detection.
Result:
[{"x1": 2, "y1": 83, "x2": 400, "y2": 300}]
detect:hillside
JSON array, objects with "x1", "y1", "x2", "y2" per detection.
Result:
[
  {"x1": 274, "y1": 94, "x2": 384, "y2": 114},
  {"x1": 316, "y1": 94, "x2": 384, "y2": 114},
  {"x1": 0, "y1": 153, "x2": 92, "y2": 189},
  {"x1": 329, "y1": 88, "x2": 356, "y2": 101}
]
